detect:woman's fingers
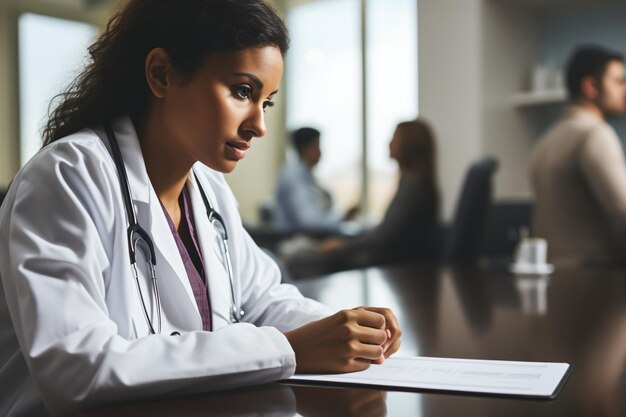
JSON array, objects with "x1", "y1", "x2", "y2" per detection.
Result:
[
  {"x1": 339, "y1": 310, "x2": 387, "y2": 359},
  {"x1": 358, "y1": 307, "x2": 402, "y2": 357},
  {"x1": 350, "y1": 326, "x2": 388, "y2": 346},
  {"x1": 348, "y1": 340, "x2": 384, "y2": 361},
  {"x1": 384, "y1": 334, "x2": 401, "y2": 358},
  {"x1": 350, "y1": 308, "x2": 386, "y2": 330}
]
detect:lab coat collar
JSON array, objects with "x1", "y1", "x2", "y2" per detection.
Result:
[
  {"x1": 110, "y1": 116, "x2": 151, "y2": 204},
  {"x1": 107, "y1": 116, "x2": 202, "y2": 329},
  {"x1": 187, "y1": 169, "x2": 233, "y2": 328}
]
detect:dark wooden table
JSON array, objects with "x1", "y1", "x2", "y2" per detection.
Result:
[{"x1": 78, "y1": 263, "x2": 626, "y2": 417}]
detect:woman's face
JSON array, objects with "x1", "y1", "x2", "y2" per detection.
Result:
[
  {"x1": 159, "y1": 46, "x2": 283, "y2": 173},
  {"x1": 389, "y1": 128, "x2": 402, "y2": 162}
]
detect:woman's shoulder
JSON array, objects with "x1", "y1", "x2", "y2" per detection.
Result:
[
  {"x1": 12, "y1": 128, "x2": 116, "y2": 196},
  {"x1": 23, "y1": 128, "x2": 111, "y2": 173},
  {"x1": 393, "y1": 174, "x2": 438, "y2": 211}
]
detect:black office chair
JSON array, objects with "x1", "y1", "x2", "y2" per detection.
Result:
[
  {"x1": 482, "y1": 200, "x2": 533, "y2": 261},
  {"x1": 257, "y1": 201, "x2": 276, "y2": 225},
  {"x1": 445, "y1": 157, "x2": 498, "y2": 264}
]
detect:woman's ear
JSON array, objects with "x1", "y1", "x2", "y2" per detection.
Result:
[{"x1": 145, "y1": 48, "x2": 173, "y2": 99}]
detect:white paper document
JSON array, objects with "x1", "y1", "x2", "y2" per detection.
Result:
[{"x1": 289, "y1": 356, "x2": 571, "y2": 398}]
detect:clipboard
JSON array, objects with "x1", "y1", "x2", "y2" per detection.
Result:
[{"x1": 287, "y1": 356, "x2": 572, "y2": 399}]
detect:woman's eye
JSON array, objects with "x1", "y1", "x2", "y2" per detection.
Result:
[
  {"x1": 233, "y1": 86, "x2": 252, "y2": 100},
  {"x1": 263, "y1": 101, "x2": 275, "y2": 112}
]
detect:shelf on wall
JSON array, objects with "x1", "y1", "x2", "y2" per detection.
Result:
[{"x1": 511, "y1": 89, "x2": 567, "y2": 107}]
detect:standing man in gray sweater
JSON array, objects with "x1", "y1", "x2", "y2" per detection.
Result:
[{"x1": 530, "y1": 45, "x2": 626, "y2": 266}]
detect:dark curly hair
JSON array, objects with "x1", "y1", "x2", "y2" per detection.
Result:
[{"x1": 42, "y1": 0, "x2": 289, "y2": 146}]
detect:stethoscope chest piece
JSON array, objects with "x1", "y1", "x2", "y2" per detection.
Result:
[{"x1": 232, "y1": 306, "x2": 245, "y2": 323}]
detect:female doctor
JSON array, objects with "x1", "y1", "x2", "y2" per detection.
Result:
[{"x1": 0, "y1": 0, "x2": 401, "y2": 415}]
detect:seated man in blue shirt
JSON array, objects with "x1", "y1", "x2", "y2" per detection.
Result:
[{"x1": 274, "y1": 127, "x2": 358, "y2": 232}]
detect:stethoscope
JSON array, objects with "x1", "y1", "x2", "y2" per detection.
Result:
[{"x1": 104, "y1": 124, "x2": 245, "y2": 335}]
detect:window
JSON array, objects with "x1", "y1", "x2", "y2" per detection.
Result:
[
  {"x1": 366, "y1": 0, "x2": 418, "y2": 217},
  {"x1": 19, "y1": 13, "x2": 97, "y2": 165},
  {"x1": 286, "y1": 0, "x2": 362, "y2": 214},
  {"x1": 286, "y1": 0, "x2": 418, "y2": 220}
]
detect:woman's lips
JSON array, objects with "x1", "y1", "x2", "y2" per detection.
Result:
[{"x1": 225, "y1": 141, "x2": 250, "y2": 160}]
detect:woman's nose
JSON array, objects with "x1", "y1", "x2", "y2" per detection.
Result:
[{"x1": 242, "y1": 105, "x2": 267, "y2": 139}]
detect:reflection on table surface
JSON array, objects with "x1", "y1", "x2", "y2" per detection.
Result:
[
  {"x1": 76, "y1": 263, "x2": 626, "y2": 417},
  {"x1": 74, "y1": 383, "x2": 390, "y2": 417}
]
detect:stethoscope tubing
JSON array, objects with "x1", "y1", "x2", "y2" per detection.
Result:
[
  {"x1": 104, "y1": 123, "x2": 243, "y2": 335},
  {"x1": 192, "y1": 172, "x2": 243, "y2": 322}
]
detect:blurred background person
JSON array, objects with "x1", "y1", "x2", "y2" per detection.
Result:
[
  {"x1": 283, "y1": 119, "x2": 440, "y2": 277},
  {"x1": 530, "y1": 45, "x2": 626, "y2": 267},
  {"x1": 274, "y1": 127, "x2": 359, "y2": 232},
  {"x1": 319, "y1": 119, "x2": 440, "y2": 269}
]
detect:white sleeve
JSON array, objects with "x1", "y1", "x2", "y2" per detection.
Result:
[
  {"x1": 0, "y1": 143, "x2": 296, "y2": 415},
  {"x1": 217, "y1": 171, "x2": 333, "y2": 330},
  {"x1": 237, "y1": 228, "x2": 334, "y2": 331}
]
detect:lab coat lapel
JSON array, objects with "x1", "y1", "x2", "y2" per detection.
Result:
[
  {"x1": 109, "y1": 116, "x2": 150, "y2": 204},
  {"x1": 187, "y1": 171, "x2": 233, "y2": 329},
  {"x1": 110, "y1": 117, "x2": 202, "y2": 331}
]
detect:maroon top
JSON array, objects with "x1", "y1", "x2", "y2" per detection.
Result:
[{"x1": 160, "y1": 185, "x2": 212, "y2": 331}]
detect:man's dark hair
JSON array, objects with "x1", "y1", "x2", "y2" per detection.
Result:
[
  {"x1": 292, "y1": 127, "x2": 320, "y2": 154},
  {"x1": 566, "y1": 45, "x2": 625, "y2": 99}
]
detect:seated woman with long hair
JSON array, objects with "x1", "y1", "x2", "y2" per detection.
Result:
[{"x1": 318, "y1": 118, "x2": 441, "y2": 270}]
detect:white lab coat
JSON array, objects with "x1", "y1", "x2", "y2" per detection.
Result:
[{"x1": 0, "y1": 117, "x2": 332, "y2": 416}]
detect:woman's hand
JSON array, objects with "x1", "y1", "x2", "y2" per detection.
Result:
[
  {"x1": 353, "y1": 307, "x2": 402, "y2": 364},
  {"x1": 284, "y1": 308, "x2": 402, "y2": 374}
]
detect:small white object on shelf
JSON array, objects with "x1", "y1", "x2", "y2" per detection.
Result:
[
  {"x1": 511, "y1": 89, "x2": 567, "y2": 107},
  {"x1": 510, "y1": 262, "x2": 554, "y2": 275}
]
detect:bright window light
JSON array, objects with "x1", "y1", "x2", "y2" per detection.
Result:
[
  {"x1": 286, "y1": 0, "x2": 362, "y2": 214},
  {"x1": 19, "y1": 13, "x2": 97, "y2": 166},
  {"x1": 286, "y1": 0, "x2": 418, "y2": 220}
]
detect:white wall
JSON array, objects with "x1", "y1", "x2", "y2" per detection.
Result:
[
  {"x1": 418, "y1": 0, "x2": 483, "y2": 220},
  {"x1": 419, "y1": 0, "x2": 581, "y2": 220},
  {"x1": 481, "y1": 0, "x2": 542, "y2": 201}
]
